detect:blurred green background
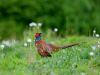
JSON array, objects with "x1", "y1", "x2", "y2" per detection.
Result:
[{"x1": 0, "y1": 0, "x2": 100, "y2": 40}]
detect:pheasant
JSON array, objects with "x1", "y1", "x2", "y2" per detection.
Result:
[{"x1": 35, "y1": 33, "x2": 79, "y2": 57}]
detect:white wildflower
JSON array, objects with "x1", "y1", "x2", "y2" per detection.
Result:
[
  {"x1": 50, "y1": 71, "x2": 55, "y2": 75},
  {"x1": 98, "y1": 45, "x2": 100, "y2": 48},
  {"x1": 89, "y1": 52, "x2": 94, "y2": 56},
  {"x1": 93, "y1": 30, "x2": 96, "y2": 33},
  {"x1": 0, "y1": 44, "x2": 5, "y2": 49},
  {"x1": 80, "y1": 72, "x2": 86, "y2": 75},
  {"x1": 91, "y1": 46, "x2": 96, "y2": 51},
  {"x1": 2, "y1": 40, "x2": 17, "y2": 47},
  {"x1": 96, "y1": 34, "x2": 99, "y2": 38},
  {"x1": 54, "y1": 28, "x2": 58, "y2": 32},
  {"x1": 24, "y1": 43, "x2": 28, "y2": 47},
  {"x1": 98, "y1": 41, "x2": 100, "y2": 44},
  {"x1": 12, "y1": 40, "x2": 17, "y2": 44},
  {"x1": 29, "y1": 22, "x2": 37, "y2": 27},
  {"x1": 50, "y1": 41, "x2": 55, "y2": 44},
  {"x1": 2, "y1": 40, "x2": 10, "y2": 47},
  {"x1": 27, "y1": 38, "x2": 32, "y2": 43},
  {"x1": 38, "y1": 23, "x2": 42, "y2": 27}
]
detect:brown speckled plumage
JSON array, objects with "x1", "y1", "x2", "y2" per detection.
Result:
[{"x1": 35, "y1": 33, "x2": 79, "y2": 57}]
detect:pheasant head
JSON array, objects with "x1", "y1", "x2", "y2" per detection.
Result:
[{"x1": 35, "y1": 33, "x2": 42, "y2": 41}]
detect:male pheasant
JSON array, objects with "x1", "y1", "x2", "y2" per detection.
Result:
[{"x1": 35, "y1": 33, "x2": 79, "y2": 57}]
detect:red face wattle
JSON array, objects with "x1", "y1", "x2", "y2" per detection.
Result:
[{"x1": 35, "y1": 33, "x2": 41, "y2": 38}]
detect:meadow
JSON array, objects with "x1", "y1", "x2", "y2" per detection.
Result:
[{"x1": 0, "y1": 23, "x2": 100, "y2": 75}]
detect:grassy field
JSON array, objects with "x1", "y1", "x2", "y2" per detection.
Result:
[{"x1": 0, "y1": 36, "x2": 100, "y2": 75}]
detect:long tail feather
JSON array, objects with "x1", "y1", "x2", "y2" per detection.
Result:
[{"x1": 59, "y1": 43, "x2": 79, "y2": 49}]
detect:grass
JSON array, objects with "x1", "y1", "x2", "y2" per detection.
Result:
[{"x1": 0, "y1": 36, "x2": 100, "y2": 75}]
